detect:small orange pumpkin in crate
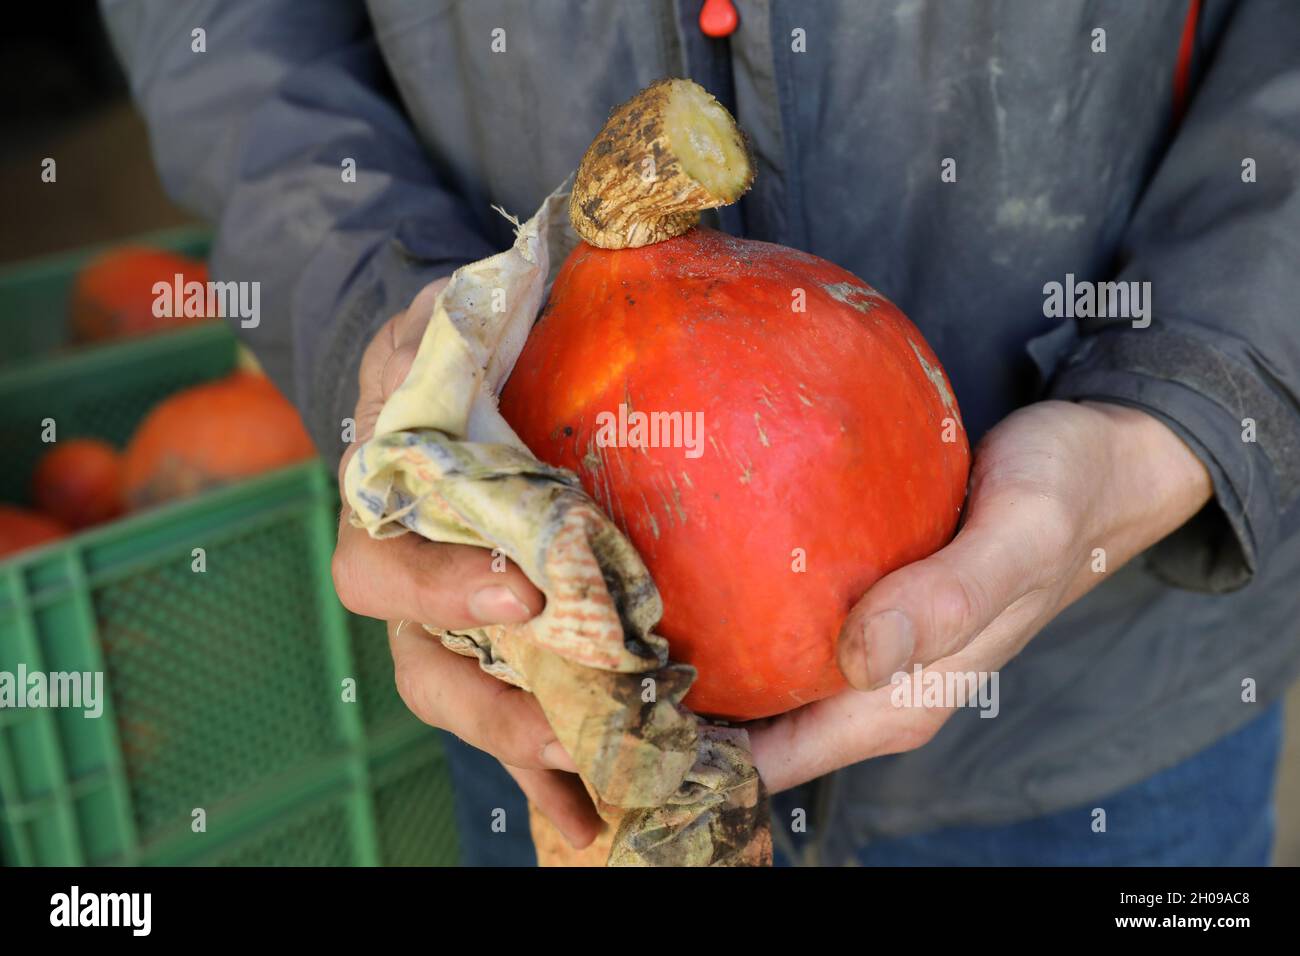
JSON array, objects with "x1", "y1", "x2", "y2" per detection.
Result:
[
  {"x1": 123, "y1": 371, "x2": 317, "y2": 508},
  {"x1": 71, "y1": 246, "x2": 212, "y2": 343},
  {"x1": 0, "y1": 505, "x2": 68, "y2": 560},
  {"x1": 31, "y1": 438, "x2": 126, "y2": 530}
]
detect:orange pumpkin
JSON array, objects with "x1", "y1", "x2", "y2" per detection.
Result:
[
  {"x1": 71, "y1": 247, "x2": 212, "y2": 343},
  {"x1": 500, "y1": 229, "x2": 969, "y2": 720},
  {"x1": 31, "y1": 438, "x2": 125, "y2": 529},
  {"x1": 123, "y1": 372, "x2": 317, "y2": 507},
  {"x1": 498, "y1": 79, "x2": 969, "y2": 721},
  {"x1": 0, "y1": 505, "x2": 69, "y2": 560}
]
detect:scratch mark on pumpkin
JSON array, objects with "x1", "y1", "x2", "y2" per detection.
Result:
[
  {"x1": 667, "y1": 473, "x2": 688, "y2": 523},
  {"x1": 753, "y1": 412, "x2": 770, "y2": 447},
  {"x1": 638, "y1": 487, "x2": 661, "y2": 540},
  {"x1": 599, "y1": 445, "x2": 617, "y2": 522},
  {"x1": 612, "y1": 443, "x2": 631, "y2": 481},
  {"x1": 823, "y1": 281, "x2": 887, "y2": 313},
  {"x1": 583, "y1": 436, "x2": 616, "y2": 523},
  {"x1": 908, "y1": 339, "x2": 958, "y2": 414},
  {"x1": 581, "y1": 438, "x2": 605, "y2": 506},
  {"x1": 655, "y1": 482, "x2": 679, "y2": 528},
  {"x1": 721, "y1": 437, "x2": 740, "y2": 465},
  {"x1": 738, "y1": 464, "x2": 753, "y2": 485},
  {"x1": 680, "y1": 470, "x2": 693, "y2": 489}
]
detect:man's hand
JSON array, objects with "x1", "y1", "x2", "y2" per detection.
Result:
[
  {"x1": 748, "y1": 399, "x2": 1214, "y2": 793},
  {"x1": 331, "y1": 278, "x2": 600, "y2": 849}
]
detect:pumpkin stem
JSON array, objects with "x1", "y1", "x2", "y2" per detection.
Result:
[{"x1": 569, "y1": 78, "x2": 755, "y2": 249}]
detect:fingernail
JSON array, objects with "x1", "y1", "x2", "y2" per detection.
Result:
[
  {"x1": 468, "y1": 585, "x2": 533, "y2": 624},
  {"x1": 540, "y1": 740, "x2": 579, "y2": 772},
  {"x1": 859, "y1": 610, "x2": 914, "y2": 690}
]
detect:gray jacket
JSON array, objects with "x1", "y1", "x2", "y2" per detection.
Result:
[{"x1": 104, "y1": 0, "x2": 1300, "y2": 849}]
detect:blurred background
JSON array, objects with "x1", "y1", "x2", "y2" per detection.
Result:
[
  {"x1": 1, "y1": 4, "x2": 1295, "y2": 867},
  {"x1": 0, "y1": 3, "x2": 459, "y2": 866}
]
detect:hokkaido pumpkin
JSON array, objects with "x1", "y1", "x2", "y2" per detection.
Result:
[
  {"x1": 31, "y1": 438, "x2": 126, "y2": 529},
  {"x1": 123, "y1": 371, "x2": 316, "y2": 507},
  {"x1": 71, "y1": 247, "x2": 211, "y2": 343},
  {"x1": 0, "y1": 505, "x2": 69, "y2": 560},
  {"x1": 499, "y1": 79, "x2": 970, "y2": 721}
]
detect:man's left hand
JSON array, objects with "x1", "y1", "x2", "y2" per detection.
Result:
[{"x1": 748, "y1": 399, "x2": 1214, "y2": 793}]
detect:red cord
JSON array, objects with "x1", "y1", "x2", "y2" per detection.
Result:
[
  {"x1": 699, "y1": 0, "x2": 739, "y2": 38},
  {"x1": 1172, "y1": 0, "x2": 1202, "y2": 123}
]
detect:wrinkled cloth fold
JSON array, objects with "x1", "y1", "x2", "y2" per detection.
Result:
[{"x1": 343, "y1": 182, "x2": 771, "y2": 865}]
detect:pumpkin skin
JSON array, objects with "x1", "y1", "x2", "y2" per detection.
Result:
[
  {"x1": 0, "y1": 505, "x2": 69, "y2": 560},
  {"x1": 499, "y1": 227, "x2": 970, "y2": 721},
  {"x1": 71, "y1": 247, "x2": 211, "y2": 343},
  {"x1": 31, "y1": 438, "x2": 126, "y2": 529},
  {"x1": 123, "y1": 371, "x2": 316, "y2": 508}
]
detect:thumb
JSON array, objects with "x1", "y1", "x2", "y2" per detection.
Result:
[
  {"x1": 379, "y1": 276, "x2": 452, "y2": 400},
  {"x1": 837, "y1": 490, "x2": 1058, "y2": 690},
  {"x1": 340, "y1": 277, "x2": 453, "y2": 486}
]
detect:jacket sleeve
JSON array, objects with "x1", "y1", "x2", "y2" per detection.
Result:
[
  {"x1": 1046, "y1": 0, "x2": 1300, "y2": 593},
  {"x1": 100, "y1": 0, "x2": 497, "y2": 462}
]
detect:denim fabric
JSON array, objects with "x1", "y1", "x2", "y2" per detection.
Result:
[
  {"x1": 441, "y1": 732, "x2": 536, "y2": 867},
  {"x1": 441, "y1": 700, "x2": 1284, "y2": 867},
  {"x1": 773, "y1": 701, "x2": 1284, "y2": 867}
]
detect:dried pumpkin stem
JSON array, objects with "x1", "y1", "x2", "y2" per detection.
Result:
[{"x1": 569, "y1": 78, "x2": 755, "y2": 249}]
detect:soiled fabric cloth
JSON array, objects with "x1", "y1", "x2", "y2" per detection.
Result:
[{"x1": 343, "y1": 185, "x2": 770, "y2": 867}]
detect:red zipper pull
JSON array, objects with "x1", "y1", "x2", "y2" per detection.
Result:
[{"x1": 699, "y1": 0, "x2": 739, "y2": 38}]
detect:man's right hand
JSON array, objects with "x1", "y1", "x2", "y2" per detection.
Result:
[{"x1": 331, "y1": 278, "x2": 602, "y2": 850}]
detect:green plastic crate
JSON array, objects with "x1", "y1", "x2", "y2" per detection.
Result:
[
  {"x1": 0, "y1": 324, "x2": 234, "y2": 506},
  {"x1": 0, "y1": 224, "x2": 213, "y2": 365},
  {"x1": 0, "y1": 286, "x2": 458, "y2": 866}
]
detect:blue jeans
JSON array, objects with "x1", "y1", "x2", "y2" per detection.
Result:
[{"x1": 442, "y1": 701, "x2": 1284, "y2": 866}]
